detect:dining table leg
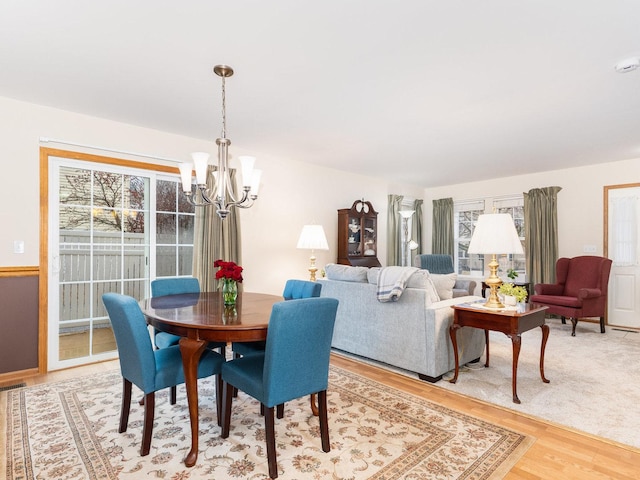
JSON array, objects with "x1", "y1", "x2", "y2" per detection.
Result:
[{"x1": 179, "y1": 337, "x2": 208, "y2": 467}]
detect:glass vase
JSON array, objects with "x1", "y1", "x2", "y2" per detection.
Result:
[{"x1": 222, "y1": 279, "x2": 238, "y2": 306}]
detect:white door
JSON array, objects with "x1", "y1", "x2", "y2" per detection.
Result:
[{"x1": 606, "y1": 184, "x2": 640, "y2": 329}]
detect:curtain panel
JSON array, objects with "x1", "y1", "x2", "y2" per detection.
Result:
[
  {"x1": 432, "y1": 197, "x2": 454, "y2": 256},
  {"x1": 523, "y1": 186, "x2": 561, "y2": 287},
  {"x1": 192, "y1": 167, "x2": 242, "y2": 291},
  {"x1": 412, "y1": 199, "x2": 424, "y2": 256},
  {"x1": 386, "y1": 194, "x2": 404, "y2": 266}
]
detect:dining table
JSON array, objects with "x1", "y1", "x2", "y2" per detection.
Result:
[{"x1": 140, "y1": 291, "x2": 282, "y2": 467}]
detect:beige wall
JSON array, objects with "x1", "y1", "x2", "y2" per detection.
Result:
[
  {"x1": 0, "y1": 95, "x2": 423, "y2": 295},
  {"x1": 423, "y1": 158, "x2": 640, "y2": 260}
]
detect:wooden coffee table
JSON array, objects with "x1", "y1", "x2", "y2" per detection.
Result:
[{"x1": 449, "y1": 302, "x2": 549, "y2": 404}]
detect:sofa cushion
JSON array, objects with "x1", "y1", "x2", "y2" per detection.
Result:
[
  {"x1": 324, "y1": 263, "x2": 368, "y2": 283},
  {"x1": 430, "y1": 273, "x2": 457, "y2": 300},
  {"x1": 407, "y1": 270, "x2": 440, "y2": 305},
  {"x1": 367, "y1": 267, "x2": 381, "y2": 284}
]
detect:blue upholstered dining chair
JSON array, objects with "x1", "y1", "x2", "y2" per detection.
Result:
[
  {"x1": 231, "y1": 279, "x2": 322, "y2": 357},
  {"x1": 102, "y1": 292, "x2": 224, "y2": 456},
  {"x1": 220, "y1": 297, "x2": 339, "y2": 479},
  {"x1": 151, "y1": 277, "x2": 201, "y2": 349}
]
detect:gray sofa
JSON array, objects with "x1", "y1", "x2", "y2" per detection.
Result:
[{"x1": 319, "y1": 264, "x2": 486, "y2": 382}]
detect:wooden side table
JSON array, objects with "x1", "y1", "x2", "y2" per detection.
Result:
[{"x1": 449, "y1": 302, "x2": 549, "y2": 404}]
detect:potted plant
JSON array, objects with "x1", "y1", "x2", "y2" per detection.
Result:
[{"x1": 498, "y1": 282, "x2": 528, "y2": 306}]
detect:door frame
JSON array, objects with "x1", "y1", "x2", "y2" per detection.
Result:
[{"x1": 39, "y1": 147, "x2": 180, "y2": 373}]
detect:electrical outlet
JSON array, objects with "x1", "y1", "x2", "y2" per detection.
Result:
[
  {"x1": 583, "y1": 244, "x2": 597, "y2": 253},
  {"x1": 13, "y1": 240, "x2": 24, "y2": 254}
]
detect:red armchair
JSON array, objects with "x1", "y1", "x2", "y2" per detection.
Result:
[{"x1": 530, "y1": 256, "x2": 612, "y2": 336}]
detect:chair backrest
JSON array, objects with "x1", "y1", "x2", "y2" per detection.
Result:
[
  {"x1": 151, "y1": 277, "x2": 200, "y2": 297},
  {"x1": 262, "y1": 297, "x2": 339, "y2": 407},
  {"x1": 557, "y1": 256, "x2": 613, "y2": 298},
  {"x1": 412, "y1": 254, "x2": 454, "y2": 274},
  {"x1": 282, "y1": 279, "x2": 322, "y2": 300},
  {"x1": 102, "y1": 293, "x2": 157, "y2": 393}
]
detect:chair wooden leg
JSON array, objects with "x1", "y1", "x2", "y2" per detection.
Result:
[
  {"x1": 169, "y1": 386, "x2": 177, "y2": 405},
  {"x1": 216, "y1": 375, "x2": 223, "y2": 427},
  {"x1": 276, "y1": 403, "x2": 284, "y2": 419},
  {"x1": 141, "y1": 392, "x2": 155, "y2": 456},
  {"x1": 119, "y1": 379, "x2": 132, "y2": 433},
  {"x1": 221, "y1": 381, "x2": 234, "y2": 439},
  {"x1": 264, "y1": 405, "x2": 278, "y2": 479},
  {"x1": 570, "y1": 317, "x2": 578, "y2": 336},
  {"x1": 318, "y1": 390, "x2": 330, "y2": 452},
  {"x1": 600, "y1": 316, "x2": 606, "y2": 333},
  {"x1": 310, "y1": 393, "x2": 319, "y2": 416}
]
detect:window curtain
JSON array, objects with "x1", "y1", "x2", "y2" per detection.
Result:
[
  {"x1": 387, "y1": 194, "x2": 403, "y2": 265},
  {"x1": 523, "y1": 186, "x2": 561, "y2": 287},
  {"x1": 192, "y1": 167, "x2": 242, "y2": 291},
  {"x1": 412, "y1": 199, "x2": 424, "y2": 255},
  {"x1": 432, "y1": 197, "x2": 453, "y2": 256}
]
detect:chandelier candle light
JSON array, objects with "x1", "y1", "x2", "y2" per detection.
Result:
[
  {"x1": 179, "y1": 65, "x2": 262, "y2": 219},
  {"x1": 467, "y1": 213, "x2": 524, "y2": 309},
  {"x1": 297, "y1": 225, "x2": 329, "y2": 281}
]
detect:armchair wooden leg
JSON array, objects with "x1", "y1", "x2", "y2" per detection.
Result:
[
  {"x1": 119, "y1": 379, "x2": 132, "y2": 433},
  {"x1": 561, "y1": 316, "x2": 566, "y2": 324},
  {"x1": 318, "y1": 390, "x2": 330, "y2": 453},
  {"x1": 221, "y1": 381, "x2": 234, "y2": 439},
  {"x1": 141, "y1": 392, "x2": 155, "y2": 456},
  {"x1": 264, "y1": 405, "x2": 278, "y2": 479},
  {"x1": 600, "y1": 316, "x2": 606, "y2": 333},
  {"x1": 570, "y1": 317, "x2": 578, "y2": 336}
]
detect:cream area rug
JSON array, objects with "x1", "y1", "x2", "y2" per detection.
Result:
[
  {"x1": 336, "y1": 320, "x2": 640, "y2": 450},
  {"x1": 1, "y1": 366, "x2": 533, "y2": 479}
]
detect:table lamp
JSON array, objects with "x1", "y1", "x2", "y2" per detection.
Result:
[
  {"x1": 467, "y1": 213, "x2": 524, "y2": 309},
  {"x1": 296, "y1": 224, "x2": 329, "y2": 281}
]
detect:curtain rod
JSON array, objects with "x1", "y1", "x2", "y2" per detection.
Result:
[{"x1": 39, "y1": 137, "x2": 182, "y2": 164}]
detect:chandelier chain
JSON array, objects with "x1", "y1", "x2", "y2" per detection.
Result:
[{"x1": 220, "y1": 76, "x2": 227, "y2": 139}]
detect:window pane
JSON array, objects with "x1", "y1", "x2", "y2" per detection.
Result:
[
  {"x1": 178, "y1": 246, "x2": 193, "y2": 275},
  {"x1": 59, "y1": 206, "x2": 91, "y2": 237},
  {"x1": 93, "y1": 171, "x2": 123, "y2": 208},
  {"x1": 156, "y1": 213, "x2": 176, "y2": 243},
  {"x1": 178, "y1": 214, "x2": 194, "y2": 244},
  {"x1": 156, "y1": 180, "x2": 177, "y2": 212},
  {"x1": 60, "y1": 167, "x2": 92, "y2": 206},
  {"x1": 156, "y1": 246, "x2": 176, "y2": 276}
]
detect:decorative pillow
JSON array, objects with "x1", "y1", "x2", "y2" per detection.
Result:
[
  {"x1": 430, "y1": 273, "x2": 457, "y2": 300},
  {"x1": 407, "y1": 270, "x2": 440, "y2": 305},
  {"x1": 367, "y1": 267, "x2": 381, "y2": 285},
  {"x1": 324, "y1": 263, "x2": 368, "y2": 283}
]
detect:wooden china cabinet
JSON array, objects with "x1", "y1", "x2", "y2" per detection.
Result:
[{"x1": 337, "y1": 199, "x2": 381, "y2": 267}]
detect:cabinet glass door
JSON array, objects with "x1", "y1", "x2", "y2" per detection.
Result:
[
  {"x1": 347, "y1": 216, "x2": 361, "y2": 256},
  {"x1": 363, "y1": 218, "x2": 377, "y2": 256}
]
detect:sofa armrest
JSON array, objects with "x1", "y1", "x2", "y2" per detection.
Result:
[{"x1": 453, "y1": 279, "x2": 477, "y2": 296}]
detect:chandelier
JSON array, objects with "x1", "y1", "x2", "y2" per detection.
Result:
[{"x1": 178, "y1": 65, "x2": 261, "y2": 219}]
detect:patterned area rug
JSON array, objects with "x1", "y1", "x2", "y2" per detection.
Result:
[{"x1": 1, "y1": 366, "x2": 533, "y2": 479}]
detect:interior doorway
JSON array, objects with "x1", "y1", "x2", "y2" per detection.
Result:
[{"x1": 605, "y1": 183, "x2": 640, "y2": 329}]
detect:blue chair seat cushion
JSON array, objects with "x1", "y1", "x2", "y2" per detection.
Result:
[
  {"x1": 150, "y1": 346, "x2": 224, "y2": 394},
  {"x1": 221, "y1": 354, "x2": 267, "y2": 403}
]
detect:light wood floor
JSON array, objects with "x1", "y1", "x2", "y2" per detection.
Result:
[{"x1": 3, "y1": 353, "x2": 638, "y2": 479}]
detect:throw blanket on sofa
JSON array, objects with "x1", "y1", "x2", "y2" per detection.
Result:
[{"x1": 377, "y1": 266, "x2": 419, "y2": 302}]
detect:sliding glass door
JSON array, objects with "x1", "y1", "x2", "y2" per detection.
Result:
[{"x1": 48, "y1": 156, "x2": 193, "y2": 370}]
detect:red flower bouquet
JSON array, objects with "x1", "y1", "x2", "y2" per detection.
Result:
[{"x1": 214, "y1": 259, "x2": 243, "y2": 283}]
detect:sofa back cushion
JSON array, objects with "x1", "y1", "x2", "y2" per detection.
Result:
[
  {"x1": 430, "y1": 273, "x2": 457, "y2": 300},
  {"x1": 324, "y1": 263, "x2": 368, "y2": 283}
]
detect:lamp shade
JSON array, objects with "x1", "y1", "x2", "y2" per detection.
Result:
[
  {"x1": 297, "y1": 225, "x2": 329, "y2": 250},
  {"x1": 467, "y1": 213, "x2": 524, "y2": 255}
]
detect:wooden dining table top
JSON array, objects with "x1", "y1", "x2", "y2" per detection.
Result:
[{"x1": 139, "y1": 291, "x2": 283, "y2": 343}]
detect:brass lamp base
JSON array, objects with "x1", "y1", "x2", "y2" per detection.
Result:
[
  {"x1": 308, "y1": 252, "x2": 318, "y2": 282},
  {"x1": 483, "y1": 253, "x2": 504, "y2": 309}
]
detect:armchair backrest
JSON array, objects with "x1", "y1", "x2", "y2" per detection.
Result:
[
  {"x1": 282, "y1": 279, "x2": 322, "y2": 300},
  {"x1": 556, "y1": 256, "x2": 613, "y2": 298},
  {"x1": 102, "y1": 293, "x2": 156, "y2": 393},
  {"x1": 262, "y1": 297, "x2": 339, "y2": 407},
  {"x1": 413, "y1": 254, "x2": 454, "y2": 274},
  {"x1": 151, "y1": 277, "x2": 200, "y2": 297}
]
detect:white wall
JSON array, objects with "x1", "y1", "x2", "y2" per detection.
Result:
[
  {"x1": 0, "y1": 96, "x2": 423, "y2": 295},
  {"x1": 423, "y1": 158, "x2": 640, "y2": 259}
]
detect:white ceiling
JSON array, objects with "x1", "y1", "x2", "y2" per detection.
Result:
[{"x1": 2, "y1": 1, "x2": 640, "y2": 187}]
